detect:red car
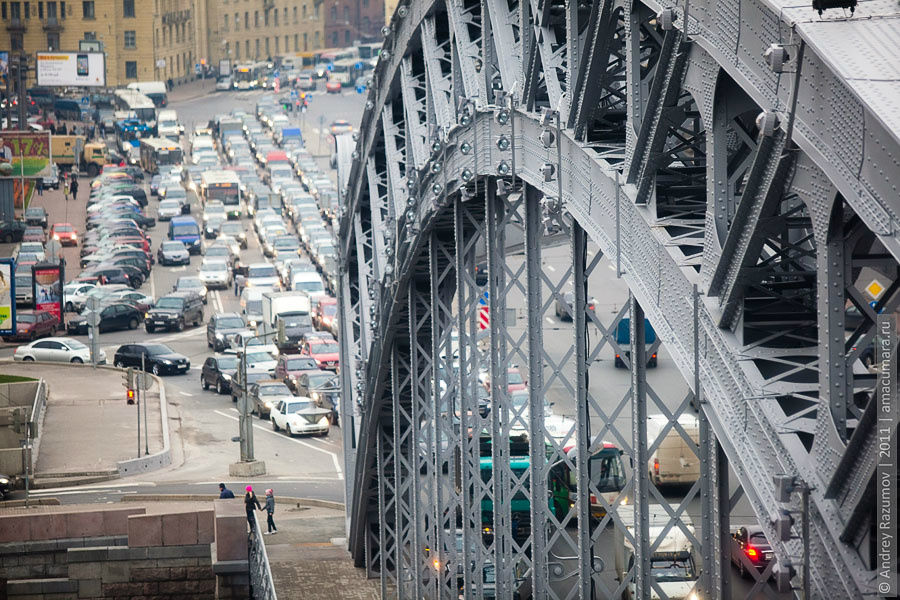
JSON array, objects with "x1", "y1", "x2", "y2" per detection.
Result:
[
  {"x1": 3, "y1": 310, "x2": 59, "y2": 342},
  {"x1": 481, "y1": 367, "x2": 528, "y2": 393},
  {"x1": 300, "y1": 337, "x2": 340, "y2": 371},
  {"x1": 325, "y1": 80, "x2": 342, "y2": 94},
  {"x1": 50, "y1": 222, "x2": 78, "y2": 246},
  {"x1": 312, "y1": 297, "x2": 338, "y2": 331},
  {"x1": 274, "y1": 354, "x2": 322, "y2": 391}
]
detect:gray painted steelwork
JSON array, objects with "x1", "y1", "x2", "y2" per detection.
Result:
[{"x1": 337, "y1": 0, "x2": 900, "y2": 597}]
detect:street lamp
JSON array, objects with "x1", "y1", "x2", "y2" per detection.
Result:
[{"x1": 229, "y1": 331, "x2": 275, "y2": 477}]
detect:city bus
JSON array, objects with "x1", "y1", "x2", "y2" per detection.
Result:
[
  {"x1": 200, "y1": 170, "x2": 242, "y2": 218},
  {"x1": 548, "y1": 441, "x2": 627, "y2": 523},
  {"x1": 113, "y1": 89, "x2": 157, "y2": 124},
  {"x1": 126, "y1": 81, "x2": 168, "y2": 107},
  {"x1": 357, "y1": 42, "x2": 381, "y2": 67},
  {"x1": 234, "y1": 62, "x2": 266, "y2": 90},
  {"x1": 139, "y1": 137, "x2": 183, "y2": 174}
]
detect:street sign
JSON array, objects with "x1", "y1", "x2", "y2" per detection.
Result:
[
  {"x1": 355, "y1": 62, "x2": 363, "y2": 70},
  {"x1": 290, "y1": 89, "x2": 298, "y2": 99},
  {"x1": 80, "y1": 96, "x2": 89, "y2": 105},
  {"x1": 327, "y1": 63, "x2": 334, "y2": 72},
  {"x1": 865, "y1": 279, "x2": 885, "y2": 300},
  {"x1": 85, "y1": 310, "x2": 101, "y2": 327},
  {"x1": 135, "y1": 371, "x2": 152, "y2": 391}
]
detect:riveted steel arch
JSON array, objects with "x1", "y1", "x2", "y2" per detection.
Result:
[{"x1": 338, "y1": 0, "x2": 900, "y2": 597}]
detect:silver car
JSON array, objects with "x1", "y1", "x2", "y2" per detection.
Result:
[{"x1": 198, "y1": 259, "x2": 232, "y2": 289}]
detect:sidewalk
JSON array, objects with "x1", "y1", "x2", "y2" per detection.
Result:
[
  {"x1": 0, "y1": 362, "x2": 164, "y2": 478},
  {"x1": 264, "y1": 504, "x2": 381, "y2": 599},
  {"x1": 167, "y1": 79, "x2": 217, "y2": 104}
]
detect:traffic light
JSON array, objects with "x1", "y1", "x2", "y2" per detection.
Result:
[
  {"x1": 123, "y1": 368, "x2": 135, "y2": 404},
  {"x1": 127, "y1": 388, "x2": 136, "y2": 404}
]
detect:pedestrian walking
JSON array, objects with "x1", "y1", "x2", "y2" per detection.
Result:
[
  {"x1": 261, "y1": 489, "x2": 277, "y2": 534},
  {"x1": 69, "y1": 177, "x2": 79, "y2": 201},
  {"x1": 244, "y1": 486, "x2": 261, "y2": 529},
  {"x1": 234, "y1": 274, "x2": 245, "y2": 296},
  {"x1": 99, "y1": 121, "x2": 106, "y2": 138},
  {"x1": 36, "y1": 177, "x2": 44, "y2": 196},
  {"x1": 63, "y1": 177, "x2": 70, "y2": 202},
  {"x1": 218, "y1": 483, "x2": 235, "y2": 499}
]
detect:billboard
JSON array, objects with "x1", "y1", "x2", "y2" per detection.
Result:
[
  {"x1": 32, "y1": 262, "x2": 63, "y2": 322},
  {"x1": 0, "y1": 259, "x2": 14, "y2": 336},
  {"x1": 0, "y1": 52, "x2": 8, "y2": 78},
  {"x1": 36, "y1": 52, "x2": 106, "y2": 87},
  {"x1": 219, "y1": 59, "x2": 232, "y2": 77},
  {"x1": 0, "y1": 131, "x2": 52, "y2": 179}
]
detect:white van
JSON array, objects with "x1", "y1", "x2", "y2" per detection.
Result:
[
  {"x1": 615, "y1": 506, "x2": 700, "y2": 600},
  {"x1": 646, "y1": 414, "x2": 700, "y2": 487},
  {"x1": 290, "y1": 271, "x2": 326, "y2": 300},
  {"x1": 157, "y1": 109, "x2": 181, "y2": 140},
  {"x1": 190, "y1": 135, "x2": 215, "y2": 155}
]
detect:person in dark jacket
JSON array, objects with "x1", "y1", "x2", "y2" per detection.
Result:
[
  {"x1": 218, "y1": 483, "x2": 235, "y2": 499},
  {"x1": 69, "y1": 177, "x2": 79, "y2": 200},
  {"x1": 244, "y1": 485, "x2": 261, "y2": 529},
  {"x1": 262, "y1": 488, "x2": 277, "y2": 534}
]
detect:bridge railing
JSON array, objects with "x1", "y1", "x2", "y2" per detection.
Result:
[{"x1": 249, "y1": 512, "x2": 277, "y2": 600}]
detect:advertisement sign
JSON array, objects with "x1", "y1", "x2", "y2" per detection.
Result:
[
  {"x1": 32, "y1": 263, "x2": 63, "y2": 322},
  {"x1": 219, "y1": 59, "x2": 231, "y2": 77},
  {"x1": 0, "y1": 131, "x2": 52, "y2": 179},
  {"x1": 0, "y1": 52, "x2": 8, "y2": 78},
  {"x1": 0, "y1": 259, "x2": 15, "y2": 336},
  {"x1": 36, "y1": 52, "x2": 106, "y2": 87}
]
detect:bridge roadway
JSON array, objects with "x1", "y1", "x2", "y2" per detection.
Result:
[{"x1": 336, "y1": 0, "x2": 900, "y2": 598}]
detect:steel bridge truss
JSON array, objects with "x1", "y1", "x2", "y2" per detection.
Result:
[{"x1": 337, "y1": 0, "x2": 900, "y2": 597}]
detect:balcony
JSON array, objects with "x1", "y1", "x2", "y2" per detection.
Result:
[
  {"x1": 43, "y1": 17, "x2": 64, "y2": 32},
  {"x1": 6, "y1": 18, "x2": 26, "y2": 32}
]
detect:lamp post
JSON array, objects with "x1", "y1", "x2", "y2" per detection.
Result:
[{"x1": 229, "y1": 331, "x2": 274, "y2": 476}]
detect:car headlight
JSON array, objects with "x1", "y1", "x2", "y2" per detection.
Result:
[
  {"x1": 317, "y1": 416, "x2": 329, "y2": 426},
  {"x1": 215, "y1": 332, "x2": 224, "y2": 339},
  {"x1": 222, "y1": 373, "x2": 232, "y2": 381},
  {"x1": 0, "y1": 477, "x2": 8, "y2": 484},
  {"x1": 145, "y1": 312, "x2": 150, "y2": 319},
  {"x1": 311, "y1": 392, "x2": 319, "y2": 401},
  {"x1": 159, "y1": 359, "x2": 173, "y2": 365},
  {"x1": 192, "y1": 239, "x2": 200, "y2": 246},
  {"x1": 249, "y1": 320, "x2": 257, "y2": 328},
  {"x1": 264, "y1": 400, "x2": 273, "y2": 408}
]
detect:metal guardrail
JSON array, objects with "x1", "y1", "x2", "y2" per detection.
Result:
[
  {"x1": 249, "y1": 512, "x2": 277, "y2": 600},
  {"x1": 28, "y1": 378, "x2": 47, "y2": 440}
]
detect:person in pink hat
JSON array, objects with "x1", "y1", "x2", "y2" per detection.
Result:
[{"x1": 244, "y1": 485, "x2": 261, "y2": 530}]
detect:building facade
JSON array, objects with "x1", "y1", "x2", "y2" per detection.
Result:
[
  {"x1": 383, "y1": 0, "x2": 397, "y2": 26},
  {"x1": 322, "y1": 0, "x2": 381, "y2": 49},
  {"x1": 0, "y1": 0, "x2": 200, "y2": 86},
  {"x1": 203, "y1": 0, "x2": 325, "y2": 67}
]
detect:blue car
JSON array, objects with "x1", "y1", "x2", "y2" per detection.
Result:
[{"x1": 168, "y1": 216, "x2": 202, "y2": 255}]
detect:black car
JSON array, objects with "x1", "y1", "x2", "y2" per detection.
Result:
[
  {"x1": 94, "y1": 263, "x2": 144, "y2": 288},
  {"x1": 230, "y1": 369, "x2": 272, "y2": 403},
  {"x1": 0, "y1": 472, "x2": 11, "y2": 499},
  {"x1": 294, "y1": 370, "x2": 340, "y2": 424},
  {"x1": 24, "y1": 207, "x2": 48, "y2": 229},
  {"x1": 157, "y1": 240, "x2": 191, "y2": 266},
  {"x1": 113, "y1": 343, "x2": 190, "y2": 376},
  {"x1": 145, "y1": 292, "x2": 204, "y2": 333},
  {"x1": 201, "y1": 353, "x2": 239, "y2": 394},
  {"x1": 731, "y1": 525, "x2": 773, "y2": 578},
  {"x1": 207, "y1": 312, "x2": 247, "y2": 351},
  {"x1": 0, "y1": 220, "x2": 27, "y2": 243},
  {"x1": 109, "y1": 256, "x2": 151, "y2": 278},
  {"x1": 67, "y1": 302, "x2": 143, "y2": 334},
  {"x1": 115, "y1": 186, "x2": 148, "y2": 207}
]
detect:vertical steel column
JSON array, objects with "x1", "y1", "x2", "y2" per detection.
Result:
[
  {"x1": 392, "y1": 344, "x2": 412, "y2": 599},
  {"x1": 337, "y1": 257, "x2": 360, "y2": 519},
  {"x1": 714, "y1": 442, "x2": 732, "y2": 597},
  {"x1": 428, "y1": 234, "x2": 448, "y2": 599},
  {"x1": 572, "y1": 222, "x2": 592, "y2": 600},
  {"x1": 630, "y1": 295, "x2": 651, "y2": 599},
  {"x1": 524, "y1": 184, "x2": 548, "y2": 599},
  {"x1": 407, "y1": 286, "x2": 427, "y2": 597},
  {"x1": 485, "y1": 179, "x2": 511, "y2": 598},
  {"x1": 376, "y1": 428, "x2": 389, "y2": 597}
]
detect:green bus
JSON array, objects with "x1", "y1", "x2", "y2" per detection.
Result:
[{"x1": 548, "y1": 442, "x2": 627, "y2": 523}]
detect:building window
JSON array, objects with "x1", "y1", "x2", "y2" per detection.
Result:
[
  {"x1": 362, "y1": 0, "x2": 368, "y2": 6},
  {"x1": 303, "y1": 32, "x2": 307, "y2": 50},
  {"x1": 362, "y1": 16, "x2": 369, "y2": 33},
  {"x1": 314, "y1": 30, "x2": 319, "y2": 46},
  {"x1": 293, "y1": 33, "x2": 298, "y2": 51},
  {"x1": 234, "y1": 43, "x2": 239, "y2": 59},
  {"x1": 343, "y1": 5, "x2": 348, "y2": 21},
  {"x1": 234, "y1": 11, "x2": 238, "y2": 30},
  {"x1": 10, "y1": 1, "x2": 21, "y2": 18},
  {"x1": 330, "y1": 5, "x2": 335, "y2": 19},
  {"x1": 314, "y1": 4, "x2": 318, "y2": 18},
  {"x1": 254, "y1": 38, "x2": 259, "y2": 57},
  {"x1": 254, "y1": 9, "x2": 258, "y2": 26},
  {"x1": 272, "y1": 7, "x2": 276, "y2": 25},
  {"x1": 126, "y1": 60, "x2": 137, "y2": 78},
  {"x1": 1, "y1": 3, "x2": 7, "y2": 19},
  {"x1": 245, "y1": 39, "x2": 249, "y2": 57},
  {"x1": 345, "y1": 30, "x2": 350, "y2": 44},
  {"x1": 24, "y1": 1, "x2": 30, "y2": 17},
  {"x1": 38, "y1": 1, "x2": 43, "y2": 17},
  {"x1": 275, "y1": 37, "x2": 279, "y2": 53},
  {"x1": 84, "y1": 30, "x2": 95, "y2": 39},
  {"x1": 223, "y1": 14, "x2": 228, "y2": 30},
  {"x1": 243, "y1": 11, "x2": 247, "y2": 28},
  {"x1": 282, "y1": 6, "x2": 286, "y2": 22},
  {"x1": 81, "y1": 0, "x2": 93, "y2": 18},
  {"x1": 292, "y1": 6, "x2": 295, "y2": 23},
  {"x1": 301, "y1": 4, "x2": 305, "y2": 18},
  {"x1": 124, "y1": 29, "x2": 136, "y2": 48},
  {"x1": 331, "y1": 31, "x2": 337, "y2": 46},
  {"x1": 60, "y1": 0, "x2": 65, "y2": 17},
  {"x1": 265, "y1": 37, "x2": 269, "y2": 55},
  {"x1": 123, "y1": 0, "x2": 133, "y2": 17},
  {"x1": 47, "y1": 32, "x2": 59, "y2": 49},
  {"x1": 11, "y1": 33, "x2": 24, "y2": 51},
  {"x1": 285, "y1": 34, "x2": 289, "y2": 51}
]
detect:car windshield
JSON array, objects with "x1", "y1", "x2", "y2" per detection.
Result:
[
  {"x1": 217, "y1": 356, "x2": 238, "y2": 370},
  {"x1": 144, "y1": 344, "x2": 175, "y2": 355},
  {"x1": 55, "y1": 224, "x2": 73, "y2": 232},
  {"x1": 508, "y1": 372, "x2": 524, "y2": 385},
  {"x1": 749, "y1": 532, "x2": 768, "y2": 545},
  {"x1": 310, "y1": 342, "x2": 339, "y2": 354},
  {"x1": 206, "y1": 247, "x2": 229, "y2": 257},
  {"x1": 246, "y1": 351, "x2": 273, "y2": 362},
  {"x1": 15, "y1": 276, "x2": 31, "y2": 287},
  {"x1": 322, "y1": 305, "x2": 337, "y2": 316},
  {"x1": 217, "y1": 317, "x2": 244, "y2": 329},
  {"x1": 286, "y1": 401, "x2": 316, "y2": 413},
  {"x1": 221, "y1": 223, "x2": 243, "y2": 234},
  {"x1": 162, "y1": 241, "x2": 185, "y2": 251},
  {"x1": 286, "y1": 357, "x2": 317, "y2": 370},
  {"x1": 259, "y1": 383, "x2": 291, "y2": 396},
  {"x1": 26, "y1": 208, "x2": 44, "y2": 217},
  {"x1": 160, "y1": 201, "x2": 180, "y2": 210},
  {"x1": 18, "y1": 314, "x2": 36, "y2": 323},
  {"x1": 66, "y1": 340, "x2": 87, "y2": 350},
  {"x1": 282, "y1": 314, "x2": 312, "y2": 328},
  {"x1": 274, "y1": 238, "x2": 299, "y2": 249},
  {"x1": 155, "y1": 297, "x2": 184, "y2": 309},
  {"x1": 172, "y1": 224, "x2": 199, "y2": 237},
  {"x1": 201, "y1": 262, "x2": 227, "y2": 272},
  {"x1": 293, "y1": 279, "x2": 324, "y2": 293},
  {"x1": 178, "y1": 278, "x2": 202, "y2": 289},
  {"x1": 249, "y1": 265, "x2": 277, "y2": 278},
  {"x1": 166, "y1": 189, "x2": 187, "y2": 199},
  {"x1": 246, "y1": 372, "x2": 268, "y2": 385},
  {"x1": 308, "y1": 373, "x2": 336, "y2": 388}
]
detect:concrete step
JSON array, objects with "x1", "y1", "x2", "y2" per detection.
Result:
[{"x1": 30, "y1": 474, "x2": 118, "y2": 489}]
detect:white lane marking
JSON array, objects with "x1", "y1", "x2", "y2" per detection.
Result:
[
  {"x1": 212, "y1": 290, "x2": 224, "y2": 313},
  {"x1": 546, "y1": 265, "x2": 556, "y2": 272},
  {"x1": 545, "y1": 317, "x2": 555, "y2": 325},
  {"x1": 150, "y1": 269, "x2": 156, "y2": 299},
  {"x1": 27, "y1": 482, "x2": 156, "y2": 494},
  {"x1": 213, "y1": 410, "x2": 343, "y2": 480},
  {"x1": 29, "y1": 489, "x2": 138, "y2": 497},
  {"x1": 180, "y1": 391, "x2": 194, "y2": 397}
]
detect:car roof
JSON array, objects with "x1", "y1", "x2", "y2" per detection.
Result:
[{"x1": 162, "y1": 291, "x2": 199, "y2": 300}]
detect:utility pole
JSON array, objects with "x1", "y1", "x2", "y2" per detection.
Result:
[{"x1": 16, "y1": 53, "x2": 27, "y2": 130}]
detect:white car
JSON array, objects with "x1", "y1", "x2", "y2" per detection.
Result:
[
  {"x1": 290, "y1": 271, "x2": 326, "y2": 300},
  {"x1": 158, "y1": 200, "x2": 182, "y2": 221},
  {"x1": 14, "y1": 337, "x2": 106, "y2": 364},
  {"x1": 202, "y1": 201, "x2": 227, "y2": 223},
  {"x1": 216, "y1": 76, "x2": 233, "y2": 91},
  {"x1": 270, "y1": 397, "x2": 331, "y2": 436},
  {"x1": 245, "y1": 262, "x2": 281, "y2": 291},
  {"x1": 18, "y1": 242, "x2": 46, "y2": 262},
  {"x1": 198, "y1": 259, "x2": 232, "y2": 289},
  {"x1": 63, "y1": 282, "x2": 96, "y2": 312},
  {"x1": 215, "y1": 235, "x2": 242, "y2": 257},
  {"x1": 242, "y1": 349, "x2": 277, "y2": 373}
]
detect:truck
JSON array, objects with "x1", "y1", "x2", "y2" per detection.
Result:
[
  {"x1": 49, "y1": 135, "x2": 108, "y2": 177},
  {"x1": 260, "y1": 290, "x2": 314, "y2": 351},
  {"x1": 646, "y1": 414, "x2": 700, "y2": 487},
  {"x1": 614, "y1": 317, "x2": 658, "y2": 368},
  {"x1": 614, "y1": 506, "x2": 701, "y2": 600}
]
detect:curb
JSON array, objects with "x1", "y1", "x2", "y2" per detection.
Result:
[
  {"x1": 1, "y1": 498, "x2": 61, "y2": 507},
  {"x1": 31, "y1": 474, "x2": 118, "y2": 489},
  {"x1": 121, "y1": 494, "x2": 345, "y2": 511}
]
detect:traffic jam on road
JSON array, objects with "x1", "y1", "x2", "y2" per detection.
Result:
[{"x1": 6, "y1": 90, "x2": 343, "y2": 439}]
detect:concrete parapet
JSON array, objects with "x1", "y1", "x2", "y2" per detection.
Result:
[
  {"x1": 213, "y1": 499, "x2": 247, "y2": 562},
  {"x1": 0, "y1": 508, "x2": 145, "y2": 544}
]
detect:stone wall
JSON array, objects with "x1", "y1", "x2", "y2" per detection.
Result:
[{"x1": 0, "y1": 536, "x2": 128, "y2": 581}]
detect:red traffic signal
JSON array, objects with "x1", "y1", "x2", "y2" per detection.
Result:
[{"x1": 127, "y1": 389, "x2": 135, "y2": 404}]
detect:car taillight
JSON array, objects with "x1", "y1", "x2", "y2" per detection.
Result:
[
  {"x1": 653, "y1": 458, "x2": 659, "y2": 475},
  {"x1": 745, "y1": 546, "x2": 759, "y2": 560},
  {"x1": 615, "y1": 353, "x2": 620, "y2": 359},
  {"x1": 589, "y1": 494, "x2": 597, "y2": 505}
]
